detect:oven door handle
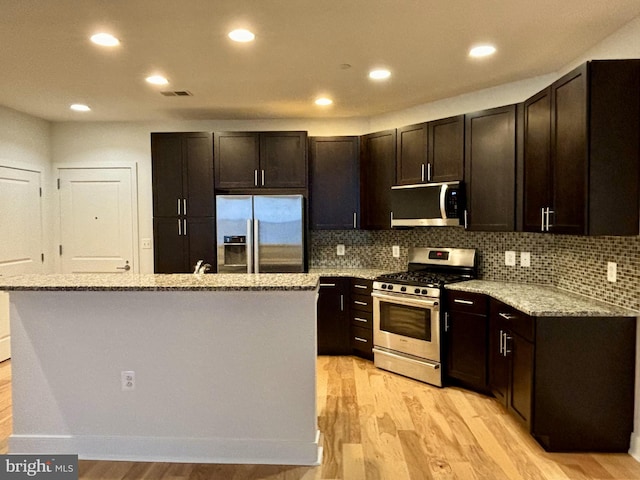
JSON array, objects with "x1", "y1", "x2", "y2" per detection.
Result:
[{"x1": 371, "y1": 291, "x2": 439, "y2": 308}]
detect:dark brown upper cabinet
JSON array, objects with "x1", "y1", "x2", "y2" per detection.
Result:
[
  {"x1": 309, "y1": 136, "x2": 360, "y2": 230},
  {"x1": 360, "y1": 129, "x2": 396, "y2": 229},
  {"x1": 214, "y1": 131, "x2": 308, "y2": 190},
  {"x1": 396, "y1": 116, "x2": 464, "y2": 185},
  {"x1": 464, "y1": 105, "x2": 517, "y2": 231},
  {"x1": 523, "y1": 60, "x2": 640, "y2": 235},
  {"x1": 151, "y1": 132, "x2": 214, "y2": 218}
]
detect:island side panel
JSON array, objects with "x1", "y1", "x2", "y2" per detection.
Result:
[{"x1": 9, "y1": 289, "x2": 319, "y2": 464}]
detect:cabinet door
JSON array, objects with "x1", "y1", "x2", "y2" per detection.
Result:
[
  {"x1": 309, "y1": 137, "x2": 359, "y2": 229},
  {"x1": 184, "y1": 133, "x2": 214, "y2": 217},
  {"x1": 446, "y1": 311, "x2": 488, "y2": 390},
  {"x1": 153, "y1": 217, "x2": 187, "y2": 273},
  {"x1": 151, "y1": 133, "x2": 184, "y2": 218},
  {"x1": 214, "y1": 132, "x2": 260, "y2": 189},
  {"x1": 360, "y1": 130, "x2": 396, "y2": 229},
  {"x1": 260, "y1": 132, "x2": 307, "y2": 188},
  {"x1": 550, "y1": 64, "x2": 588, "y2": 234},
  {"x1": 186, "y1": 217, "x2": 216, "y2": 272},
  {"x1": 523, "y1": 88, "x2": 552, "y2": 232},
  {"x1": 396, "y1": 123, "x2": 427, "y2": 185},
  {"x1": 508, "y1": 333, "x2": 534, "y2": 427},
  {"x1": 464, "y1": 105, "x2": 516, "y2": 231},
  {"x1": 428, "y1": 115, "x2": 464, "y2": 182},
  {"x1": 488, "y1": 313, "x2": 509, "y2": 406},
  {"x1": 317, "y1": 278, "x2": 350, "y2": 355}
]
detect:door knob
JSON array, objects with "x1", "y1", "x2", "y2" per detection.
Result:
[{"x1": 117, "y1": 261, "x2": 131, "y2": 271}]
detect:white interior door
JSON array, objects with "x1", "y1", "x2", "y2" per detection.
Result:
[
  {"x1": 0, "y1": 165, "x2": 44, "y2": 361},
  {"x1": 59, "y1": 168, "x2": 135, "y2": 273}
]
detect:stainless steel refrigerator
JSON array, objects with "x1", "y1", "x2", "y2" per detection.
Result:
[{"x1": 216, "y1": 195, "x2": 305, "y2": 273}]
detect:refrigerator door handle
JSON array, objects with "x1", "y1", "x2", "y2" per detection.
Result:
[
  {"x1": 253, "y1": 219, "x2": 260, "y2": 273},
  {"x1": 246, "y1": 218, "x2": 253, "y2": 273}
]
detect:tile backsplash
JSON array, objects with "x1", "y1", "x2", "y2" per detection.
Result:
[{"x1": 310, "y1": 228, "x2": 639, "y2": 311}]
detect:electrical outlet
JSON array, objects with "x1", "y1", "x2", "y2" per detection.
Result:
[
  {"x1": 505, "y1": 251, "x2": 516, "y2": 266},
  {"x1": 520, "y1": 252, "x2": 531, "y2": 267},
  {"x1": 607, "y1": 262, "x2": 617, "y2": 282},
  {"x1": 121, "y1": 371, "x2": 135, "y2": 391},
  {"x1": 141, "y1": 238, "x2": 152, "y2": 249},
  {"x1": 392, "y1": 245, "x2": 400, "y2": 258},
  {"x1": 336, "y1": 244, "x2": 345, "y2": 256}
]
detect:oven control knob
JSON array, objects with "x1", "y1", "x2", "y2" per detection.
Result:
[
  {"x1": 421, "y1": 289, "x2": 428, "y2": 294},
  {"x1": 414, "y1": 288, "x2": 420, "y2": 294},
  {"x1": 388, "y1": 285, "x2": 393, "y2": 290},
  {"x1": 400, "y1": 286, "x2": 406, "y2": 292},
  {"x1": 381, "y1": 284, "x2": 388, "y2": 289}
]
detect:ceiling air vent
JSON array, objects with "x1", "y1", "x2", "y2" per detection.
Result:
[{"x1": 160, "y1": 91, "x2": 193, "y2": 97}]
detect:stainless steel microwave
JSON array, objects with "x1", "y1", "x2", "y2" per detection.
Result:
[{"x1": 390, "y1": 181, "x2": 463, "y2": 227}]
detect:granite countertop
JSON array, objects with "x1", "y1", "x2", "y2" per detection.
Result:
[
  {"x1": 0, "y1": 273, "x2": 320, "y2": 292},
  {"x1": 446, "y1": 280, "x2": 638, "y2": 317},
  {"x1": 308, "y1": 268, "x2": 394, "y2": 280}
]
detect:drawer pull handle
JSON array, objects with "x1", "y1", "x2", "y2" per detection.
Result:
[
  {"x1": 319, "y1": 283, "x2": 336, "y2": 287},
  {"x1": 354, "y1": 317, "x2": 368, "y2": 323},
  {"x1": 354, "y1": 301, "x2": 368, "y2": 306},
  {"x1": 454, "y1": 299, "x2": 474, "y2": 305},
  {"x1": 499, "y1": 312, "x2": 516, "y2": 320},
  {"x1": 354, "y1": 285, "x2": 368, "y2": 289},
  {"x1": 354, "y1": 337, "x2": 368, "y2": 343}
]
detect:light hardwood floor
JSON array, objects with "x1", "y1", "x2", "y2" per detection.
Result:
[{"x1": 1, "y1": 356, "x2": 640, "y2": 479}]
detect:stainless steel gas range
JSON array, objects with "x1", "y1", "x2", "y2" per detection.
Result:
[{"x1": 372, "y1": 247, "x2": 476, "y2": 387}]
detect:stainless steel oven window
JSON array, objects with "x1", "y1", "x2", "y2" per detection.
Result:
[{"x1": 378, "y1": 302, "x2": 432, "y2": 341}]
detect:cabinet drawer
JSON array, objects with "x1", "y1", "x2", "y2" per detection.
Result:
[
  {"x1": 351, "y1": 326, "x2": 373, "y2": 351},
  {"x1": 351, "y1": 293, "x2": 373, "y2": 312},
  {"x1": 351, "y1": 279, "x2": 373, "y2": 295},
  {"x1": 447, "y1": 291, "x2": 488, "y2": 315},
  {"x1": 491, "y1": 300, "x2": 535, "y2": 342},
  {"x1": 351, "y1": 310, "x2": 373, "y2": 329}
]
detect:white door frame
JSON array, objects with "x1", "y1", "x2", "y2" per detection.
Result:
[{"x1": 53, "y1": 162, "x2": 140, "y2": 274}]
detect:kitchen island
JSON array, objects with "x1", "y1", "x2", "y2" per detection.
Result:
[{"x1": 0, "y1": 273, "x2": 321, "y2": 465}]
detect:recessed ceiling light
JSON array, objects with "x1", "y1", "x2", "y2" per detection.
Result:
[
  {"x1": 315, "y1": 98, "x2": 333, "y2": 106},
  {"x1": 369, "y1": 69, "x2": 391, "y2": 80},
  {"x1": 228, "y1": 29, "x2": 255, "y2": 42},
  {"x1": 469, "y1": 45, "x2": 496, "y2": 58},
  {"x1": 146, "y1": 75, "x2": 169, "y2": 85},
  {"x1": 90, "y1": 33, "x2": 120, "y2": 47},
  {"x1": 70, "y1": 104, "x2": 91, "y2": 112}
]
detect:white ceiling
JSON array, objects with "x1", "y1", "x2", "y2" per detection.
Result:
[{"x1": 2, "y1": 0, "x2": 640, "y2": 122}]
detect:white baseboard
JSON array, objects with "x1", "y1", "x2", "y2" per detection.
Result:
[
  {"x1": 9, "y1": 432, "x2": 321, "y2": 466},
  {"x1": 0, "y1": 336, "x2": 10, "y2": 362},
  {"x1": 630, "y1": 432, "x2": 640, "y2": 462}
]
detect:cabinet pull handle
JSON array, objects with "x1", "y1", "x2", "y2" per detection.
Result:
[
  {"x1": 261, "y1": 169, "x2": 265, "y2": 186},
  {"x1": 354, "y1": 337, "x2": 368, "y2": 343},
  {"x1": 177, "y1": 198, "x2": 181, "y2": 215},
  {"x1": 547, "y1": 208, "x2": 554, "y2": 231},
  {"x1": 444, "y1": 312, "x2": 450, "y2": 332},
  {"x1": 340, "y1": 294, "x2": 344, "y2": 311},
  {"x1": 354, "y1": 317, "x2": 368, "y2": 323},
  {"x1": 354, "y1": 284, "x2": 368, "y2": 289},
  {"x1": 541, "y1": 207, "x2": 545, "y2": 231},
  {"x1": 499, "y1": 312, "x2": 516, "y2": 320},
  {"x1": 319, "y1": 283, "x2": 336, "y2": 287},
  {"x1": 354, "y1": 300, "x2": 368, "y2": 306},
  {"x1": 177, "y1": 219, "x2": 182, "y2": 236},
  {"x1": 421, "y1": 164, "x2": 425, "y2": 182},
  {"x1": 499, "y1": 329, "x2": 504, "y2": 355},
  {"x1": 454, "y1": 299, "x2": 474, "y2": 305},
  {"x1": 183, "y1": 199, "x2": 187, "y2": 216},
  {"x1": 183, "y1": 219, "x2": 187, "y2": 236},
  {"x1": 504, "y1": 333, "x2": 512, "y2": 355},
  {"x1": 353, "y1": 212, "x2": 357, "y2": 229},
  {"x1": 464, "y1": 209, "x2": 468, "y2": 229},
  {"x1": 254, "y1": 170, "x2": 258, "y2": 187},
  {"x1": 427, "y1": 163, "x2": 432, "y2": 181}
]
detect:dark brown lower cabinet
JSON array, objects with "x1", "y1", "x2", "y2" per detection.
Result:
[
  {"x1": 317, "y1": 278, "x2": 351, "y2": 355},
  {"x1": 153, "y1": 217, "x2": 215, "y2": 273},
  {"x1": 488, "y1": 297, "x2": 635, "y2": 452},
  {"x1": 445, "y1": 291, "x2": 489, "y2": 392},
  {"x1": 350, "y1": 279, "x2": 374, "y2": 359}
]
